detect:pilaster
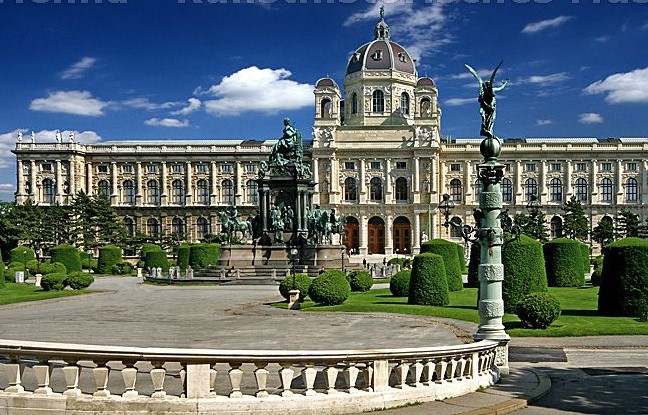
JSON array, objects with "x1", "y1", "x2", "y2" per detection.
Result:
[{"x1": 186, "y1": 161, "x2": 193, "y2": 205}]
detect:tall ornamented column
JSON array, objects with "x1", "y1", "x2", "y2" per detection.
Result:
[
  {"x1": 616, "y1": 159, "x2": 623, "y2": 205},
  {"x1": 359, "y1": 215, "x2": 368, "y2": 256},
  {"x1": 359, "y1": 159, "x2": 366, "y2": 204},
  {"x1": 515, "y1": 160, "x2": 523, "y2": 202},
  {"x1": 565, "y1": 160, "x2": 573, "y2": 199},
  {"x1": 186, "y1": 161, "x2": 193, "y2": 205},
  {"x1": 312, "y1": 158, "x2": 320, "y2": 204},
  {"x1": 436, "y1": 159, "x2": 443, "y2": 196},
  {"x1": 413, "y1": 213, "x2": 420, "y2": 254},
  {"x1": 385, "y1": 215, "x2": 393, "y2": 256},
  {"x1": 210, "y1": 161, "x2": 218, "y2": 205},
  {"x1": 384, "y1": 159, "x2": 392, "y2": 204},
  {"x1": 235, "y1": 161, "x2": 242, "y2": 206},
  {"x1": 413, "y1": 157, "x2": 420, "y2": 203},
  {"x1": 464, "y1": 160, "x2": 472, "y2": 201},
  {"x1": 30, "y1": 160, "x2": 37, "y2": 199},
  {"x1": 642, "y1": 161, "x2": 648, "y2": 203},
  {"x1": 69, "y1": 157, "x2": 76, "y2": 197},
  {"x1": 160, "y1": 162, "x2": 168, "y2": 206},
  {"x1": 111, "y1": 162, "x2": 118, "y2": 205},
  {"x1": 590, "y1": 160, "x2": 598, "y2": 201},
  {"x1": 330, "y1": 157, "x2": 339, "y2": 204},
  {"x1": 86, "y1": 162, "x2": 93, "y2": 194},
  {"x1": 16, "y1": 159, "x2": 25, "y2": 202},
  {"x1": 55, "y1": 160, "x2": 63, "y2": 203},
  {"x1": 540, "y1": 160, "x2": 548, "y2": 201},
  {"x1": 135, "y1": 162, "x2": 143, "y2": 205}
]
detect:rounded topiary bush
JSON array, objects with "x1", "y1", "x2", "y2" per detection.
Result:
[
  {"x1": 38, "y1": 262, "x2": 67, "y2": 275},
  {"x1": 279, "y1": 273, "x2": 312, "y2": 302},
  {"x1": 308, "y1": 270, "x2": 351, "y2": 305},
  {"x1": 590, "y1": 256, "x2": 604, "y2": 286},
  {"x1": 543, "y1": 238, "x2": 585, "y2": 287},
  {"x1": 516, "y1": 293, "x2": 561, "y2": 329},
  {"x1": 141, "y1": 243, "x2": 163, "y2": 260},
  {"x1": 9, "y1": 246, "x2": 35, "y2": 265},
  {"x1": 390, "y1": 270, "x2": 411, "y2": 297},
  {"x1": 50, "y1": 244, "x2": 82, "y2": 273},
  {"x1": 66, "y1": 272, "x2": 95, "y2": 290},
  {"x1": 420, "y1": 239, "x2": 463, "y2": 291},
  {"x1": 40, "y1": 273, "x2": 68, "y2": 291},
  {"x1": 408, "y1": 253, "x2": 449, "y2": 306},
  {"x1": 97, "y1": 244, "x2": 123, "y2": 274},
  {"x1": 467, "y1": 242, "x2": 480, "y2": 288},
  {"x1": 189, "y1": 244, "x2": 221, "y2": 270},
  {"x1": 348, "y1": 270, "x2": 373, "y2": 292},
  {"x1": 598, "y1": 238, "x2": 648, "y2": 316},
  {"x1": 144, "y1": 250, "x2": 170, "y2": 274},
  {"x1": 176, "y1": 245, "x2": 191, "y2": 270},
  {"x1": 456, "y1": 243, "x2": 467, "y2": 274},
  {"x1": 502, "y1": 234, "x2": 548, "y2": 313}
]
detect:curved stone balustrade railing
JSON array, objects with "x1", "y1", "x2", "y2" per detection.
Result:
[{"x1": 0, "y1": 338, "x2": 499, "y2": 415}]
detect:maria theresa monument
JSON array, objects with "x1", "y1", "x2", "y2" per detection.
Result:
[{"x1": 12, "y1": 11, "x2": 648, "y2": 256}]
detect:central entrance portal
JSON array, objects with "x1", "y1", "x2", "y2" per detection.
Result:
[{"x1": 367, "y1": 216, "x2": 385, "y2": 255}]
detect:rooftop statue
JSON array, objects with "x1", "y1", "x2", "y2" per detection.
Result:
[{"x1": 465, "y1": 62, "x2": 508, "y2": 139}]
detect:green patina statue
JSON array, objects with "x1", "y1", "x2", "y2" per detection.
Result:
[
  {"x1": 261, "y1": 118, "x2": 311, "y2": 179},
  {"x1": 465, "y1": 62, "x2": 509, "y2": 139}
]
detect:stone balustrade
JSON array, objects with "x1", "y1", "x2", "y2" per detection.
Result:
[{"x1": 0, "y1": 338, "x2": 499, "y2": 414}]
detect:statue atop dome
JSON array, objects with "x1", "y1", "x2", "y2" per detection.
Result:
[{"x1": 374, "y1": 5, "x2": 390, "y2": 40}]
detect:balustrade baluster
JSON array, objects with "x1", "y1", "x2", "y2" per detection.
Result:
[
  {"x1": 121, "y1": 362, "x2": 138, "y2": 398},
  {"x1": 209, "y1": 365, "x2": 217, "y2": 396},
  {"x1": 394, "y1": 360, "x2": 410, "y2": 389},
  {"x1": 278, "y1": 363, "x2": 294, "y2": 397},
  {"x1": 410, "y1": 360, "x2": 423, "y2": 387},
  {"x1": 4, "y1": 357, "x2": 24, "y2": 393},
  {"x1": 228, "y1": 363, "x2": 243, "y2": 398},
  {"x1": 324, "y1": 365, "x2": 339, "y2": 394},
  {"x1": 302, "y1": 364, "x2": 317, "y2": 396},
  {"x1": 180, "y1": 365, "x2": 186, "y2": 398},
  {"x1": 254, "y1": 363, "x2": 269, "y2": 398},
  {"x1": 62, "y1": 360, "x2": 81, "y2": 397},
  {"x1": 448, "y1": 357, "x2": 459, "y2": 382},
  {"x1": 34, "y1": 360, "x2": 53, "y2": 395},
  {"x1": 435, "y1": 359, "x2": 447, "y2": 384},
  {"x1": 458, "y1": 355, "x2": 468, "y2": 379},
  {"x1": 422, "y1": 359, "x2": 436, "y2": 386},
  {"x1": 150, "y1": 361, "x2": 166, "y2": 398},
  {"x1": 362, "y1": 362, "x2": 374, "y2": 392},
  {"x1": 344, "y1": 363, "x2": 359, "y2": 393},
  {"x1": 92, "y1": 361, "x2": 110, "y2": 397}
]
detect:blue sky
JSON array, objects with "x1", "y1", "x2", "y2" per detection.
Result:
[{"x1": 1, "y1": 0, "x2": 647, "y2": 201}]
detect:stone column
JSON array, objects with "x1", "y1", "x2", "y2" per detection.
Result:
[
  {"x1": 413, "y1": 157, "x2": 420, "y2": 203},
  {"x1": 464, "y1": 160, "x2": 472, "y2": 201},
  {"x1": 413, "y1": 213, "x2": 420, "y2": 254},
  {"x1": 642, "y1": 161, "x2": 648, "y2": 203},
  {"x1": 540, "y1": 160, "x2": 548, "y2": 202},
  {"x1": 359, "y1": 215, "x2": 368, "y2": 256},
  {"x1": 616, "y1": 159, "x2": 623, "y2": 204},
  {"x1": 565, "y1": 160, "x2": 573, "y2": 199},
  {"x1": 235, "y1": 161, "x2": 242, "y2": 206},
  {"x1": 514, "y1": 160, "x2": 523, "y2": 201},
  {"x1": 385, "y1": 215, "x2": 393, "y2": 256},
  {"x1": 384, "y1": 159, "x2": 392, "y2": 204},
  {"x1": 55, "y1": 160, "x2": 63, "y2": 203},
  {"x1": 30, "y1": 160, "x2": 37, "y2": 198},
  {"x1": 590, "y1": 160, "x2": 598, "y2": 201},
  {"x1": 434, "y1": 158, "x2": 441, "y2": 196},
  {"x1": 431, "y1": 211, "x2": 440, "y2": 239},
  {"x1": 160, "y1": 162, "x2": 168, "y2": 205},
  {"x1": 135, "y1": 162, "x2": 143, "y2": 205},
  {"x1": 111, "y1": 162, "x2": 118, "y2": 205},
  {"x1": 69, "y1": 157, "x2": 76, "y2": 196},
  {"x1": 86, "y1": 162, "x2": 93, "y2": 194},
  {"x1": 359, "y1": 159, "x2": 366, "y2": 204},
  {"x1": 312, "y1": 158, "x2": 320, "y2": 204},
  {"x1": 16, "y1": 159, "x2": 25, "y2": 198},
  {"x1": 210, "y1": 161, "x2": 218, "y2": 205},
  {"x1": 186, "y1": 161, "x2": 193, "y2": 205},
  {"x1": 330, "y1": 157, "x2": 339, "y2": 204}
]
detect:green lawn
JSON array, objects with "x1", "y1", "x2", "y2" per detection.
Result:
[
  {"x1": 0, "y1": 283, "x2": 89, "y2": 305},
  {"x1": 293, "y1": 287, "x2": 648, "y2": 337}
]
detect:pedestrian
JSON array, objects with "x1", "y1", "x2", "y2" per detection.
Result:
[{"x1": 363, "y1": 258, "x2": 367, "y2": 269}]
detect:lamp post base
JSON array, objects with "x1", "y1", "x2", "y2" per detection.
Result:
[{"x1": 288, "y1": 290, "x2": 301, "y2": 310}]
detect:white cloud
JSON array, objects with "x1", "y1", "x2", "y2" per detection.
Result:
[
  {"x1": 579, "y1": 113, "x2": 603, "y2": 124},
  {"x1": 522, "y1": 16, "x2": 573, "y2": 34},
  {"x1": 30, "y1": 90, "x2": 108, "y2": 116},
  {"x1": 583, "y1": 67, "x2": 648, "y2": 104},
  {"x1": 535, "y1": 119, "x2": 553, "y2": 126},
  {"x1": 171, "y1": 98, "x2": 201, "y2": 116},
  {"x1": 344, "y1": 3, "x2": 449, "y2": 64},
  {"x1": 121, "y1": 98, "x2": 179, "y2": 111},
  {"x1": 444, "y1": 97, "x2": 474, "y2": 106},
  {"x1": 524, "y1": 72, "x2": 570, "y2": 84},
  {"x1": 451, "y1": 68, "x2": 495, "y2": 80},
  {"x1": 202, "y1": 66, "x2": 313, "y2": 116},
  {"x1": 145, "y1": 118, "x2": 190, "y2": 128},
  {"x1": 60, "y1": 57, "x2": 97, "y2": 80}
]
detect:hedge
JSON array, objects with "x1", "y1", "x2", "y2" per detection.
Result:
[
  {"x1": 516, "y1": 293, "x2": 561, "y2": 329},
  {"x1": 420, "y1": 239, "x2": 463, "y2": 291},
  {"x1": 144, "y1": 250, "x2": 170, "y2": 274},
  {"x1": 502, "y1": 234, "x2": 548, "y2": 313},
  {"x1": 390, "y1": 270, "x2": 411, "y2": 297},
  {"x1": 467, "y1": 242, "x2": 480, "y2": 288},
  {"x1": 348, "y1": 270, "x2": 373, "y2": 292},
  {"x1": 308, "y1": 270, "x2": 350, "y2": 305},
  {"x1": 543, "y1": 238, "x2": 585, "y2": 287},
  {"x1": 50, "y1": 244, "x2": 82, "y2": 273},
  {"x1": 141, "y1": 243, "x2": 163, "y2": 260},
  {"x1": 279, "y1": 273, "x2": 312, "y2": 302},
  {"x1": 40, "y1": 273, "x2": 68, "y2": 291},
  {"x1": 598, "y1": 237, "x2": 648, "y2": 317},
  {"x1": 188, "y1": 244, "x2": 221, "y2": 270},
  {"x1": 9, "y1": 246, "x2": 35, "y2": 264},
  {"x1": 97, "y1": 245, "x2": 123, "y2": 274},
  {"x1": 408, "y1": 253, "x2": 449, "y2": 306},
  {"x1": 456, "y1": 243, "x2": 467, "y2": 274},
  {"x1": 579, "y1": 243, "x2": 591, "y2": 275},
  {"x1": 176, "y1": 245, "x2": 191, "y2": 270}
]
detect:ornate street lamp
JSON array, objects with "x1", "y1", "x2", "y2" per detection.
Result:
[{"x1": 438, "y1": 193, "x2": 455, "y2": 228}]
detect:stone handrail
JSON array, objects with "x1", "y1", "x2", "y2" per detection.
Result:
[{"x1": 0, "y1": 338, "x2": 499, "y2": 414}]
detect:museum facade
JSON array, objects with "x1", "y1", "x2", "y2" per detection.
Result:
[{"x1": 12, "y1": 14, "x2": 648, "y2": 255}]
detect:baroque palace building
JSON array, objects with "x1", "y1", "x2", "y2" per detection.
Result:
[{"x1": 12, "y1": 13, "x2": 648, "y2": 256}]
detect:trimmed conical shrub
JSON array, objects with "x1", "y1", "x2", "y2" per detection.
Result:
[
  {"x1": 9, "y1": 246, "x2": 35, "y2": 265},
  {"x1": 176, "y1": 245, "x2": 191, "y2": 270},
  {"x1": 50, "y1": 244, "x2": 82, "y2": 273},
  {"x1": 97, "y1": 244, "x2": 122, "y2": 275},
  {"x1": 408, "y1": 253, "x2": 449, "y2": 306},
  {"x1": 188, "y1": 244, "x2": 221, "y2": 270},
  {"x1": 144, "y1": 250, "x2": 169, "y2": 274},
  {"x1": 420, "y1": 239, "x2": 463, "y2": 291},
  {"x1": 502, "y1": 234, "x2": 548, "y2": 313},
  {"x1": 543, "y1": 238, "x2": 585, "y2": 287}
]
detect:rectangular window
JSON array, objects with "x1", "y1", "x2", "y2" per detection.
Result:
[
  {"x1": 575, "y1": 162, "x2": 587, "y2": 172},
  {"x1": 196, "y1": 164, "x2": 208, "y2": 173},
  {"x1": 97, "y1": 165, "x2": 108, "y2": 173},
  {"x1": 221, "y1": 164, "x2": 232, "y2": 173},
  {"x1": 147, "y1": 164, "x2": 158, "y2": 173},
  {"x1": 524, "y1": 163, "x2": 536, "y2": 172},
  {"x1": 626, "y1": 162, "x2": 638, "y2": 171},
  {"x1": 450, "y1": 163, "x2": 461, "y2": 172},
  {"x1": 396, "y1": 161, "x2": 407, "y2": 170},
  {"x1": 122, "y1": 164, "x2": 133, "y2": 173},
  {"x1": 42, "y1": 163, "x2": 52, "y2": 172},
  {"x1": 246, "y1": 164, "x2": 256, "y2": 173},
  {"x1": 550, "y1": 163, "x2": 562, "y2": 172},
  {"x1": 600, "y1": 162, "x2": 612, "y2": 172},
  {"x1": 344, "y1": 162, "x2": 356, "y2": 170},
  {"x1": 370, "y1": 161, "x2": 381, "y2": 170},
  {"x1": 171, "y1": 164, "x2": 183, "y2": 173}
]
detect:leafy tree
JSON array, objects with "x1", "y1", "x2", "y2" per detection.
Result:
[
  {"x1": 13, "y1": 199, "x2": 46, "y2": 259},
  {"x1": 0, "y1": 202, "x2": 20, "y2": 258},
  {"x1": 42, "y1": 203, "x2": 74, "y2": 249},
  {"x1": 592, "y1": 216, "x2": 615, "y2": 248},
  {"x1": 514, "y1": 210, "x2": 549, "y2": 242},
  {"x1": 71, "y1": 191, "x2": 127, "y2": 250},
  {"x1": 561, "y1": 196, "x2": 589, "y2": 241},
  {"x1": 615, "y1": 208, "x2": 641, "y2": 238}
]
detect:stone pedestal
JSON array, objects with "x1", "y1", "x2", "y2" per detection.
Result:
[{"x1": 288, "y1": 290, "x2": 301, "y2": 310}]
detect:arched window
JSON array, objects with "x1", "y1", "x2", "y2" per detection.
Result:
[
  {"x1": 222, "y1": 179, "x2": 234, "y2": 204},
  {"x1": 196, "y1": 217, "x2": 209, "y2": 240},
  {"x1": 147, "y1": 218, "x2": 160, "y2": 238},
  {"x1": 351, "y1": 93, "x2": 358, "y2": 114},
  {"x1": 450, "y1": 216, "x2": 463, "y2": 238},
  {"x1": 196, "y1": 179, "x2": 209, "y2": 205},
  {"x1": 344, "y1": 177, "x2": 357, "y2": 202},
  {"x1": 420, "y1": 98, "x2": 431, "y2": 117},
  {"x1": 369, "y1": 177, "x2": 383, "y2": 201},
  {"x1": 449, "y1": 179, "x2": 462, "y2": 202},
  {"x1": 171, "y1": 179, "x2": 185, "y2": 205},
  {"x1": 524, "y1": 178, "x2": 538, "y2": 202},
  {"x1": 400, "y1": 92, "x2": 410, "y2": 115},
  {"x1": 501, "y1": 178, "x2": 513, "y2": 204},
  {"x1": 600, "y1": 178, "x2": 613, "y2": 203},
  {"x1": 123, "y1": 180, "x2": 135, "y2": 205},
  {"x1": 549, "y1": 178, "x2": 563, "y2": 202},
  {"x1": 43, "y1": 178, "x2": 55, "y2": 203},
  {"x1": 474, "y1": 179, "x2": 483, "y2": 202},
  {"x1": 147, "y1": 180, "x2": 160, "y2": 205},
  {"x1": 172, "y1": 217, "x2": 185, "y2": 238},
  {"x1": 97, "y1": 180, "x2": 110, "y2": 198},
  {"x1": 246, "y1": 179, "x2": 258, "y2": 205},
  {"x1": 575, "y1": 178, "x2": 588, "y2": 203},
  {"x1": 123, "y1": 217, "x2": 135, "y2": 237},
  {"x1": 626, "y1": 177, "x2": 638, "y2": 202},
  {"x1": 550, "y1": 216, "x2": 563, "y2": 239},
  {"x1": 320, "y1": 98, "x2": 332, "y2": 118},
  {"x1": 395, "y1": 177, "x2": 408, "y2": 202},
  {"x1": 372, "y1": 90, "x2": 384, "y2": 113}
]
